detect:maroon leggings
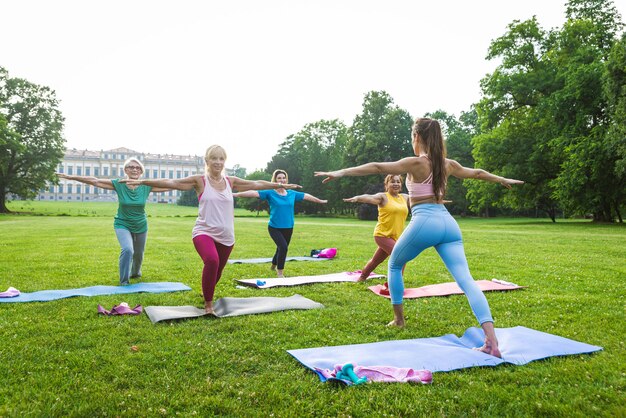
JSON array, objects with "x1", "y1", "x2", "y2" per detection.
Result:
[
  {"x1": 360, "y1": 236, "x2": 397, "y2": 280},
  {"x1": 192, "y1": 235, "x2": 234, "y2": 302}
]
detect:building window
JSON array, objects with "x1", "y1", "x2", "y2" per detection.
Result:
[
  {"x1": 153, "y1": 169, "x2": 158, "y2": 178},
  {"x1": 68, "y1": 196, "x2": 72, "y2": 200},
  {"x1": 169, "y1": 191, "x2": 173, "y2": 196},
  {"x1": 112, "y1": 153, "x2": 116, "y2": 160},
  {"x1": 58, "y1": 165, "x2": 64, "y2": 174},
  {"x1": 68, "y1": 166, "x2": 73, "y2": 175},
  {"x1": 169, "y1": 170, "x2": 174, "y2": 179},
  {"x1": 177, "y1": 171, "x2": 181, "y2": 179},
  {"x1": 104, "y1": 154, "x2": 109, "y2": 159},
  {"x1": 85, "y1": 186, "x2": 90, "y2": 193},
  {"x1": 161, "y1": 170, "x2": 165, "y2": 178},
  {"x1": 119, "y1": 168, "x2": 124, "y2": 176},
  {"x1": 49, "y1": 186, "x2": 54, "y2": 193},
  {"x1": 77, "y1": 166, "x2": 82, "y2": 176},
  {"x1": 59, "y1": 184, "x2": 64, "y2": 193},
  {"x1": 85, "y1": 197, "x2": 89, "y2": 200},
  {"x1": 77, "y1": 185, "x2": 82, "y2": 194},
  {"x1": 184, "y1": 171, "x2": 189, "y2": 177},
  {"x1": 104, "y1": 167, "x2": 109, "y2": 176},
  {"x1": 67, "y1": 184, "x2": 73, "y2": 194},
  {"x1": 50, "y1": 196, "x2": 54, "y2": 200},
  {"x1": 94, "y1": 167, "x2": 100, "y2": 176},
  {"x1": 86, "y1": 167, "x2": 91, "y2": 176},
  {"x1": 94, "y1": 188, "x2": 99, "y2": 195}
]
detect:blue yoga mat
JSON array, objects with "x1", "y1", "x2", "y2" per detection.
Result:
[
  {"x1": 287, "y1": 326, "x2": 602, "y2": 381},
  {"x1": 0, "y1": 282, "x2": 192, "y2": 303}
]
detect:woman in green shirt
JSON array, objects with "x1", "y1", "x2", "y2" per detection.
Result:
[{"x1": 57, "y1": 158, "x2": 170, "y2": 285}]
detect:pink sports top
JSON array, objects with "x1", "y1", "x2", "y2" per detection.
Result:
[
  {"x1": 192, "y1": 176, "x2": 235, "y2": 246},
  {"x1": 406, "y1": 172, "x2": 434, "y2": 200}
]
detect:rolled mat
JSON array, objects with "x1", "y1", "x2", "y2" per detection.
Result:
[
  {"x1": 145, "y1": 294, "x2": 324, "y2": 323},
  {"x1": 236, "y1": 271, "x2": 385, "y2": 289},
  {"x1": 228, "y1": 256, "x2": 331, "y2": 264},
  {"x1": 0, "y1": 282, "x2": 191, "y2": 303},
  {"x1": 287, "y1": 326, "x2": 602, "y2": 380},
  {"x1": 368, "y1": 279, "x2": 525, "y2": 298}
]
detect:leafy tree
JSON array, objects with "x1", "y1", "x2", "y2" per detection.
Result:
[
  {"x1": 342, "y1": 91, "x2": 413, "y2": 197},
  {"x1": 0, "y1": 67, "x2": 65, "y2": 213},
  {"x1": 177, "y1": 189, "x2": 199, "y2": 207},
  {"x1": 237, "y1": 170, "x2": 270, "y2": 214},
  {"x1": 230, "y1": 164, "x2": 247, "y2": 179},
  {"x1": 267, "y1": 119, "x2": 347, "y2": 214}
]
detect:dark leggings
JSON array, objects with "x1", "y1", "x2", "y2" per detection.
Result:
[{"x1": 268, "y1": 226, "x2": 294, "y2": 269}]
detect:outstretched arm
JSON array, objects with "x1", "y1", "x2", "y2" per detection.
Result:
[
  {"x1": 303, "y1": 193, "x2": 327, "y2": 204},
  {"x1": 233, "y1": 190, "x2": 261, "y2": 199},
  {"x1": 121, "y1": 175, "x2": 201, "y2": 192},
  {"x1": 343, "y1": 193, "x2": 385, "y2": 206},
  {"x1": 314, "y1": 158, "x2": 417, "y2": 183},
  {"x1": 446, "y1": 160, "x2": 524, "y2": 189},
  {"x1": 56, "y1": 173, "x2": 114, "y2": 190},
  {"x1": 229, "y1": 177, "x2": 301, "y2": 192}
]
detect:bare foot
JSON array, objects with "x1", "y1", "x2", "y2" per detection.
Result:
[
  {"x1": 204, "y1": 301, "x2": 214, "y2": 314},
  {"x1": 386, "y1": 319, "x2": 405, "y2": 328},
  {"x1": 474, "y1": 340, "x2": 502, "y2": 358}
]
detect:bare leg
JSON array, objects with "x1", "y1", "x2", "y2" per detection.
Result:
[
  {"x1": 387, "y1": 304, "x2": 405, "y2": 327},
  {"x1": 277, "y1": 269, "x2": 285, "y2": 278},
  {"x1": 204, "y1": 300, "x2": 215, "y2": 315},
  {"x1": 476, "y1": 321, "x2": 501, "y2": 358}
]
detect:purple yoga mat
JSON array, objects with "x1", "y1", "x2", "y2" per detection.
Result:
[{"x1": 97, "y1": 302, "x2": 143, "y2": 315}]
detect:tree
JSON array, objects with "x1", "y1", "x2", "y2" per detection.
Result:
[
  {"x1": 177, "y1": 189, "x2": 199, "y2": 207},
  {"x1": 237, "y1": 170, "x2": 270, "y2": 214},
  {"x1": 343, "y1": 91, "x2": 413, "y2": 198},
  {"x1": 0, "y1": 67, "x2": 65, "y2": 213}
]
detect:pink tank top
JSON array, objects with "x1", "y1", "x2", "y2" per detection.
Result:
[
  {"x1": 406, "y1": 173, "x2": 434, "y2": 200},
  {"x1": 192, "y1": 176, "x2": 235, "y2": 246}
]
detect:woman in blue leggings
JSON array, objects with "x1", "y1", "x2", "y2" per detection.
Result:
[{"x1": 316, "y1": 117, "x2": 523, "y2": 357}]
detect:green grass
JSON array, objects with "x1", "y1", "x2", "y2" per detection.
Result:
[{"x1": 1, "y1": 201, "x2": 624, "y2": 417}]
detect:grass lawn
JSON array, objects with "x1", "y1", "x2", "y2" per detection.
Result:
[{"x1": 1, "y1": 201, "x2": 624, "y2": 417}]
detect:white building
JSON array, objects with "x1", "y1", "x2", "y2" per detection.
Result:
[{"x1": 40, "y1": 147, "x2": 216, "y2": 204}]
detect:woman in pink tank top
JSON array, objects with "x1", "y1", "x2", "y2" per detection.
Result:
[
  {"x1": 316, "y1": 118, "x2": 523, "y2": 358},
  {"x1": 123, "y1": 145, "x2": 300, "y2": 314}
]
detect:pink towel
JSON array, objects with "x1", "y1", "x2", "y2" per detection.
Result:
[
  {"x1": 0, "y1": 287, "x2": 20, "y2": 298},
  {"x1": 316, "y1": 364, "x2": 432, "y2": 384},
  {"x1": 97, "y1": 302, "x2": 143, "y2": 316}
]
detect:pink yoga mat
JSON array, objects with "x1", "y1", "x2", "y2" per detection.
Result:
[{"x1": 368, "y1": 279, "x2": 525, "y2": 299}]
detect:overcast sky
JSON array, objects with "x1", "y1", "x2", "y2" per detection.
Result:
[{"x1": 3, "y1": 0, "x2": 624, "y2": 172}]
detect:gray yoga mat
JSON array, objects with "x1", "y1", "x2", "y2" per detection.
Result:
[
  {"x1": 228, "y1": 256, "x2": 331, "y2": 264},
  {"x1": 145, "y1": 294, "x2": 324, "y2": 323}
]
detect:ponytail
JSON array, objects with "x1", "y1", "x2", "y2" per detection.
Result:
[{"x1": 412, "y1": 118, "x2": 447, "y2": 201}]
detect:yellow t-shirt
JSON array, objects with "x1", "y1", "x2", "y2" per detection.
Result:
[{"x1": 373, "y1": 193, "x2": 409, "y2": 240}]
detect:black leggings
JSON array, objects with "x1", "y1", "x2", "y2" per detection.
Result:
[{"x1": 268, "y1": 226, "x2": 294, "y2": 269}]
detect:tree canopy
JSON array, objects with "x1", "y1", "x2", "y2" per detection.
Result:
[{"x1": 0, "y1": 67, "x2": 65, "y2": 213}]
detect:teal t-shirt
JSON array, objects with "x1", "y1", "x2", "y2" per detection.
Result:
[
  {"x1": 258, "y1": 189, "x2": 305, "y2": 228},
  {"x1": 111, "y1": 179, "x2": 153, "y2": 233}
]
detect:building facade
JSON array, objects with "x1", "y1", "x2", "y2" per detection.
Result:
[{"x1": 39, "y1": 147, "x2": 213, "y2": 204}]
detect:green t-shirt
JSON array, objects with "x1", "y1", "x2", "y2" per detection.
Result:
[{"x1": 111, "y1": 179, "x2": 153, "y2": 233}]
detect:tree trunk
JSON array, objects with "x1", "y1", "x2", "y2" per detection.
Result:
[
  {"x1": 614, "y1": 201, "x2": 623, "y2": 223},
  {"x1": 0, "y1": 191, "x2": 10, "y2": 214}
]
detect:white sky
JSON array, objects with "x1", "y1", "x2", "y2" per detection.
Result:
[{"x1": 3, "y1": 0, "x2": 624, "y2": 172}]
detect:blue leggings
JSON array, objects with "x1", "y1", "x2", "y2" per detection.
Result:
[{"x1": 388, "y1": 204, "x2": 494, "y2": 324}]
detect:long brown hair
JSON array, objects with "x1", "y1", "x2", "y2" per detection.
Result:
[{"x1": 412, "y1": 118, "x2": 446, "y2": 201}]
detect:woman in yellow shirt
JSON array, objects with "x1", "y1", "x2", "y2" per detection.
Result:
[{"x1": 344, "y1": 174, "x2": 409, "y2": 282}]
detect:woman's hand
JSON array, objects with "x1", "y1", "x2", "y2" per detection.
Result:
[
  {"x1": 281, "y1": 183, "x2": 302, "y2": 190},
  {"x1": 499, "y1": 178, "x2": 524, "y2": 189},
  {"x1": 314, "y1": 170, "x2": 343, "y2": 184},
  {"x1": 56, "y1": 172, "x2": 69, "y2": 179},
  {"x1": 343, "y1": 197, "x2": 358, "y2": 203}
]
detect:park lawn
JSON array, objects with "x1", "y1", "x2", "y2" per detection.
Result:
[{"x1": 0, "y1": 202, "x2": 624, "y2": 417}]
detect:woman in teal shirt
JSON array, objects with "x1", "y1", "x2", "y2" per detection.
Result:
[
  {"x1": 234, "y1": 169, "x2": 326, "y2": 278},
  {"x1": 57, "y1": 158, "x2": 170, "y2": 285}
]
